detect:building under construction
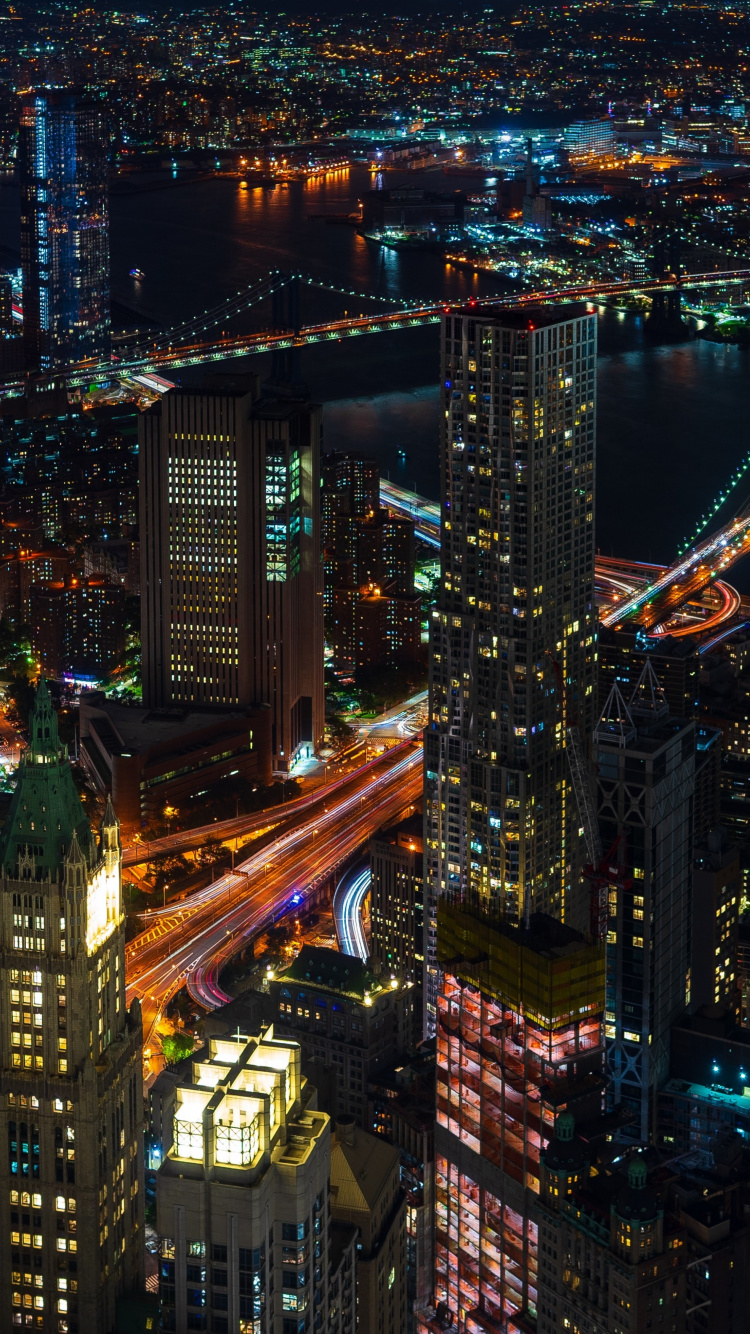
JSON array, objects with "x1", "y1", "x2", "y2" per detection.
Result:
[{"x1": 433, "y1": 904, "x2": 604, "y2": 1330}]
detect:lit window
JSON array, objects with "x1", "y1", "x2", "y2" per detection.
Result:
[{"x1": 175, "y1": 1119, "x2": 203, "y2": 1161}]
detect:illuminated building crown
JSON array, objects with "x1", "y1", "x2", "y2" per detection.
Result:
[{"x1": 0, "y1": 678, "x2": 95, "y2": 879}]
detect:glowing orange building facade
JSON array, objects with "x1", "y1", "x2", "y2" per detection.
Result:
[{"x1": 431, "y1": 903, "x2": 604, "y2": 1331}]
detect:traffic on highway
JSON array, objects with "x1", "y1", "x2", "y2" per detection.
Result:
[{"x1": 125, "y1": 738, "x2": 422, "y2": 1068}]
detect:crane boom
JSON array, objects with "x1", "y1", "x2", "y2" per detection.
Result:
[{"x1": 565, "y1": 724, "x2": 603, "y2": 868}]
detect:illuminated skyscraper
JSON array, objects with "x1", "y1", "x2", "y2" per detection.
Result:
[
  {"x1": 140, "y1": 385, "x2": 324, "y2": 772},
  {"x1": 20, "y1": 92, "x2": 110, "y2": 373},
  {"x1": 0, "y1": 681, "x2": 144, "y2": 1331},
  {"x1": 156, "y1": 1027, "x2": 336, "y2": 1334},
  {"x1": 423, "y1": 303, "x2": 599, "y2": 1333},
  {"x1": 424, "y1": 303, "x2": 597, "y2": 1032}
]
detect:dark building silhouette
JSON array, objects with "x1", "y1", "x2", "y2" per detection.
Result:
[{"x1": 595, "y1": 665, "x2": 695, "y2": 1144}]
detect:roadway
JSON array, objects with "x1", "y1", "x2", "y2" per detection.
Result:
[
  {"x1": 123, "y1": 699, "x2": 426, "y2": 867},
  {"x1": 383, "y1": 478, "x2": 746, "y2": 641},
  {"x1": 380, "y1": 480, "x2": 440, "y2": 547},
  {"x1": 332, "y1": 863, "x2": 371, "y2": 961},
  {"x1": 356, "y1": 690, "x2": 428, "y2": 741},
  {"x1": 601, "y1": 510, "x2": 750, "y2": 631},
  {"x1": 125, "y1": 739, "x2": 422, "y2": 1057},
  {"x1": 0, "y1": 702, "x2": 25, "y2": 767},
  {"x1": 7, "y1": 268, "x2": 748, "y2": 395}
]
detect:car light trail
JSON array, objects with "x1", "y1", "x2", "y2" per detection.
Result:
[
  {"x1": 333, "y1": 864, "x2": 371, "y2": 960},
  {"x1": 125, "y1": 741, "x2": 423, "y2": 1038}
]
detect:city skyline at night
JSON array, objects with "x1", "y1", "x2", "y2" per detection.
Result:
[{"x1": 3, "y1": 4, "x2": 750, "y2": 1333}]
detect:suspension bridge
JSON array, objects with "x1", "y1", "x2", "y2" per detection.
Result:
[{"x1": 5, "y1": 265, "x2": 750, "y2": 395}]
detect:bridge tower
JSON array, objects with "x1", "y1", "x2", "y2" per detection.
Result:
[
  {"x1": 650, "y1": 226, "x2": 684, "y2": 329},
  {"x1": 264, "y1": 272, "x2": 309, "y2": 399}
]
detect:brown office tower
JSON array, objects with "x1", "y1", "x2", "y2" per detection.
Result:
[
  {"x1": 140, "y1": 386, "x2": 324, "y2": 772},
  {"x1": 430, "y1": 909, "x2": 604, "y2": 1331},
  {"x1": 0, "y1": 681, "x2": 144, "y2": 1332}
]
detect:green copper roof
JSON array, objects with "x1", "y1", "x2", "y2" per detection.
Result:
[
  {"x1": 0, "y1": 679, "x2": 94, "y2": 878},
  {"x1": 278, "y1": 945, "x2": 386, "y2": 1001}
]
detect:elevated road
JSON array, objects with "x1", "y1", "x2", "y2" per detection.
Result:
[
  {"x1": 123, "y1": 700, "x2": 426, "y2": 868},
  {"x1": 601, "y1": 510, "x2": 750, "y2": 631},
  {"x1": 383, "y1": 478, "x2": 746, "y2": 641},
  {"x1": 332, "y1": 863, "x2": 371, "y2": 961},
  {"x1": 125, "y1": 740, "x2": 422, "y2": 1045}
]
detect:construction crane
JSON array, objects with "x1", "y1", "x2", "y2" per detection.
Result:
[{"x1": 545, "y1": 653, "x2": 629, "y2": 942}]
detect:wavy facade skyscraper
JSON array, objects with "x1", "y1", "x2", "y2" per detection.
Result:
[{"x1": 423, "y1": 303, "x2": 602, "y2": 1332}]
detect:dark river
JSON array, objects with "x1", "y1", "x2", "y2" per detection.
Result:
[{"x1": 1, "y1": 165, "x2": 748, "y2": 576}]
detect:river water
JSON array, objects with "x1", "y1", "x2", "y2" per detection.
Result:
[{"x1": 1, "y1": 165, "x2": 749, "y2": 575}]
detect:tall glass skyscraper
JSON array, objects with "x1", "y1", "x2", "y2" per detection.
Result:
[
  {"x1": 20, "y1": 92, "x2": 110, "y2": 373},
  {"x1": 424, "y1": 303, "x2": 601, "y2": 1332}
]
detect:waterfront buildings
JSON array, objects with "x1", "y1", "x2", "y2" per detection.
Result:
[
  {"x1": 155, "y1": 1027, "x2": 336, "y2": 1334},
  {"x1": 562, "y1": 118, "x2": 615, "y2": 159},
  {"x1": 270, "y1": 946, "x2": 414, "y2": 1130},
  {"x1": 424, "y1": 302, "x2": 597, "y2": 1031},
  {"x1": 369, "y1": 813, "x2": 424, "y2": 987},
  {"x1": 0, "y1": 680, "x2": 144, "y2": 1332},
  {"x1": 20, "y1": 93, "x2": 110, "y2": 373},
  {"x1": 329, "y1": 1114, "x2": 407, "y2": 1334},
  {"x1": 595, "y1": 665, "x2": 695, "y2": 1144},
  {"x1": 139, "y1": 383, "x2": 324, "y2": 772}
]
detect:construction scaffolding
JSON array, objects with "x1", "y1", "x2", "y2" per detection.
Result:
[{"x1": 433, "y1": 905, "x2": 605, "y2": 1331}]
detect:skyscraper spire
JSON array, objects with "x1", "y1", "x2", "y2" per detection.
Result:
[
  {"x1": 27, "y1": 675, "x2": 62, "y2": 761},
  {"x1": 594, "y1": 682, "x2": 637, "y2": 747},
  {"x1": 629, "y1": 657, "x2": 669, "y2": 721},
  {"x1": 0, "y1": 679, "x2": 93, "y2": 877}
]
